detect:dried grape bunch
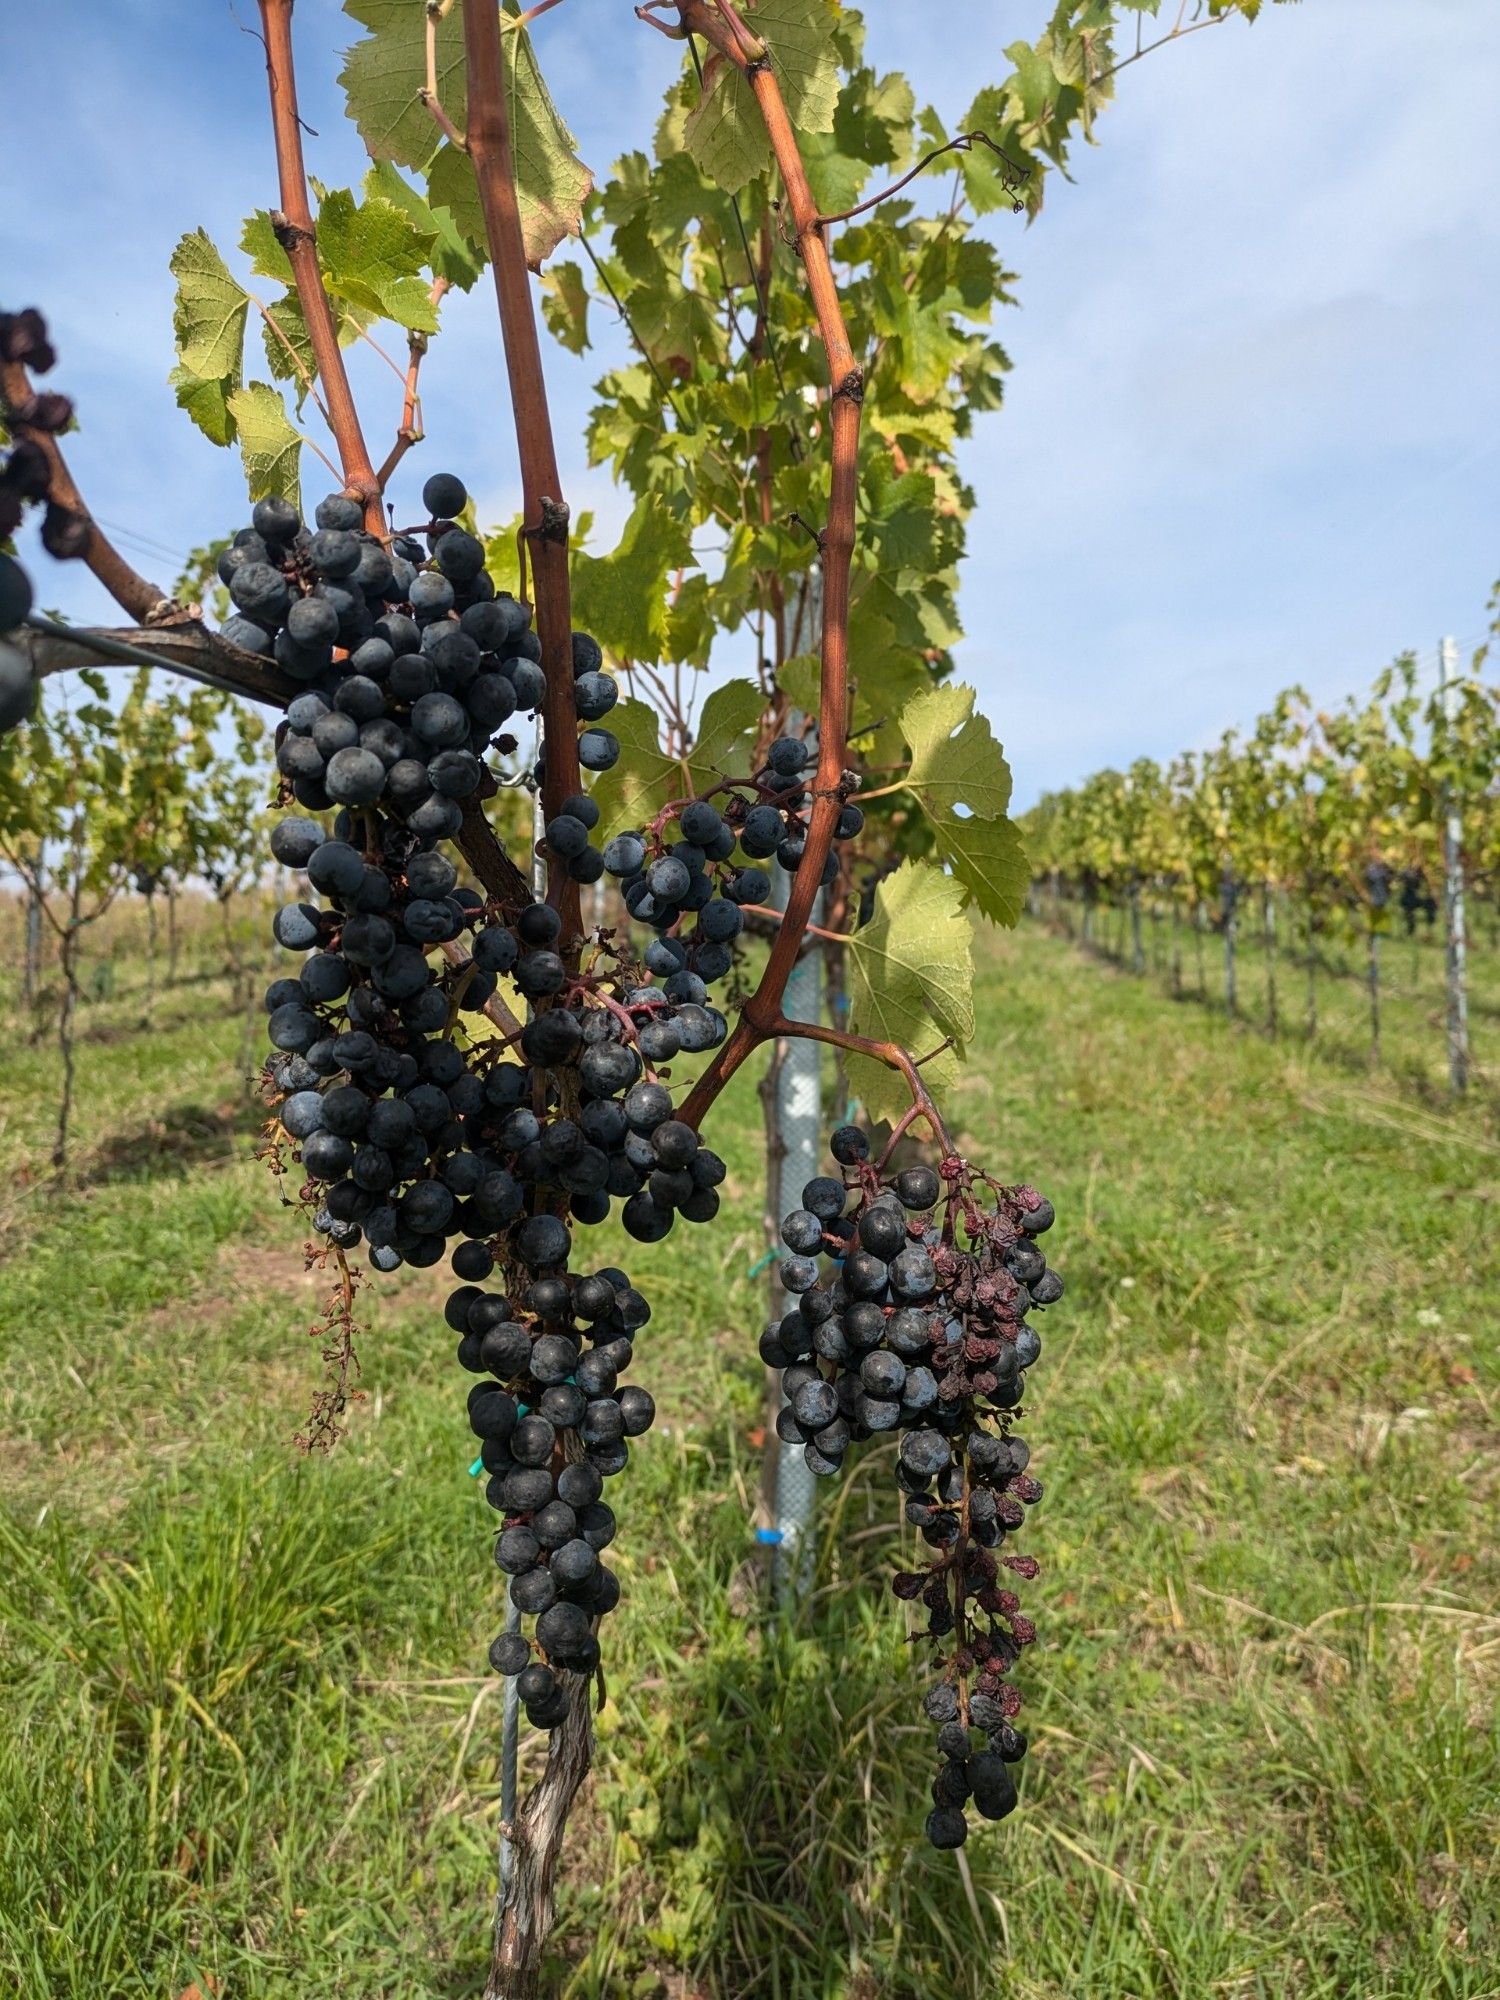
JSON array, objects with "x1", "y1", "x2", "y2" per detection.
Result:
[{"x1": 761, "y1": 1124, "x2": 1062, "y2": 1845}]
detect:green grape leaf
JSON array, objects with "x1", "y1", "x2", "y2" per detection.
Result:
[
  {"x1": 799, "y1": 128, "x2": 872, "y2": 219},
  {"x1": 581, "y1": 698, "x2": 671, "y2": 839},
  {"x1": 339, "y1": 0, "x2": 467, "y2": 170},
  {"x1": 341, "y1": 0, "x2": 591, "y2": 268},
  {"x1": 630, "y1": 283, "x2": 726, "y2": 376},
  {"x1": 482, "y1": 512, "x2": 527, "y2": 599},
  {"x1": 424, "y1": 144, "x2": 489, "y2": 264},
  {"x1": 364, "y1": 160, "x2": 485, "y2": 291},
  {"x1": 588, "y1": 678, "x2": 763, "y2": 838},
  {"x1": 226, "y1": 382, "x2": 302, "y2": 516},
  {"x1": 775, "y1": 653, "x2": 822, "y2": 720},
  {"x1": 692, "y1": 676, "x2": 765, "y2": 776},
  {"x1": 844, "y1": 861, "x2": 972, "y2": 1123},
  {"x1": 169, "y1": 230, "x2": 250, "y2": 438},
  {"x1": 899, "y1": 683, "x2": 1030, "y2": 926},
  {"x1": 541, "y1": 260, "x2": 591, "y2": 354},
  {"x1": 317, "y1": 187, "x2": 440, "y2": 330},
  {"x1": 1003, "y1": 38, "x2": 1063, "y2": 125},
  {"x1": 569, "y1": 495, "x2": 693, "y2": 666},
  {"x1": 170, "y1": 366, "x2": 236, "y2": 448},
  {"x1": 240, "y1": 211, "x2": 294, "y2": 285},
  {"x1": 779, "y1": 612, "x2": 934, "y2": 767},
  {"x1": 261, "y1": 295, "x2": 317, "y2": 403},
  {"x1": 684, "y1": 0, "x2": 841, "y2": 193},
  {"x1": 171, "y1": 229, "x2": 250, "y2": 381}
]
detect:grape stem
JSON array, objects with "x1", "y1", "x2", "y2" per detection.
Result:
[
  {"x1": 736, "y1": 903, "x2": 845, "y2": 946},
  {"x1": 764, "y1": 1014, "x2": 957, "y2": 1159},
  {"x1": 375, "y1": 278, "x2": 449, "y2": 489},
  {"x1": 419, "y1": 0, "x2": 469, "y2": 152},
  {"x1": 257, "y1": 0, "x2": 386, "y2": 534}
]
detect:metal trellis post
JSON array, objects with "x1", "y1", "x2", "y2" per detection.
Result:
[
  {"x1": 769, "y1": 889, "x2": 822, "y2": 1603},
  {"x1": 1438, "y1": 635, "x2": 1470, "y2": 1091}
]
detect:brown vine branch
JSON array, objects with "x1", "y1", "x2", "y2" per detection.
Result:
[
  {"x1": 257, "y1": 0, "x2": 385, "y2": 531},
  {"x1": 17, "y1": 615, "x2": 299, "y2": 708},
  {"x1": 1, "y1": 357, "x2": 171, "y2": 624},
  {"x1": 458, "y1": 795, "x2": 534, "y2": 917},
  {"x1": 816, "y1": 130, "x2": 1028, "y2": 228},
  {"x1": 458, "y1": 0, "x2": 584, "y2": 946},
  {"x1": 673, "y1": 0, "x2": 862, "y2": 1135}
]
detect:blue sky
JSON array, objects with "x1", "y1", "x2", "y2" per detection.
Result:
[{"x1": 6, "y1": 1, "x2": 1497, "y2": 808}]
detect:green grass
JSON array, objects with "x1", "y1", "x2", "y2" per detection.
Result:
[{"x1": 1, "y1": 928, "x2": 1496, "y2": 1999}]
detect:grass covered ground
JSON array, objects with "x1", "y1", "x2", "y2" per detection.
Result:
[
  {"x1": 0, "y1": 923, "x2": 1496, "y2": 2000},
  {"x1": 1048, "y1": 891, "x2": 1500, "y2": 1109}
]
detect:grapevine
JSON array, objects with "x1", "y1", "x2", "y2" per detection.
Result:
[{"x1": 0, "y1": 1, "x2": 1303, "y2": 1989}]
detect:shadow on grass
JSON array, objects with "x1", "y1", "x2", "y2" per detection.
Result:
[
  {"x1": 553, "y1": 1440, "x2": 1020, "y2": 2000},
  {"x1": 71, "y1": 1097, "x2": 264, "y2": 1192}
]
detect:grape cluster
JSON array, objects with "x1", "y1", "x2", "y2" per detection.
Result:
[
  {"x1": 222, "y1": 471, "x2": 619, "y2": 827},
  {"x1": 257, "y1": 469, "x2": 771, "y2": 1729},
  {"x1": 1, "y1": 306, "x2": 90, "y2": 731},
  {"x1": 1, "y1": 307, "x2": 84, "y2": 554},
  {"x1": 760, "y1": 1124, "x2": 1062, "y2": 1847},
  {"x1": 547, "y1": 731, "x2": 866, "y2": 1053},
  {"x1": 461, "y1": 1269, "x2": 653, "y2": 1713},
  {"x1": 1399, "y1": 867, "x2": 1437, "y2": 932}
]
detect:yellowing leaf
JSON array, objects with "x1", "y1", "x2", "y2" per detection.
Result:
[
  {"x1": 683, "y1": 0, "x2": 841, "y2": 193},
  {"x1": 226, "y1": 382, "x2": 302, "y2": 517},
  {"x1": 505, "y1": 27, "x2": 594, "y2": 268},
  {"x1": 900, "y1": 683, "x2": 1031, "y2": 926},
  {"x1": 844, "y1": 861, "x2": 972, "y2": 1123}
]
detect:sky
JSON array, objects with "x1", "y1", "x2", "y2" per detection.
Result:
[{"x1": 5, "y1": 0, "x2": 1498, "y2": 809}]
